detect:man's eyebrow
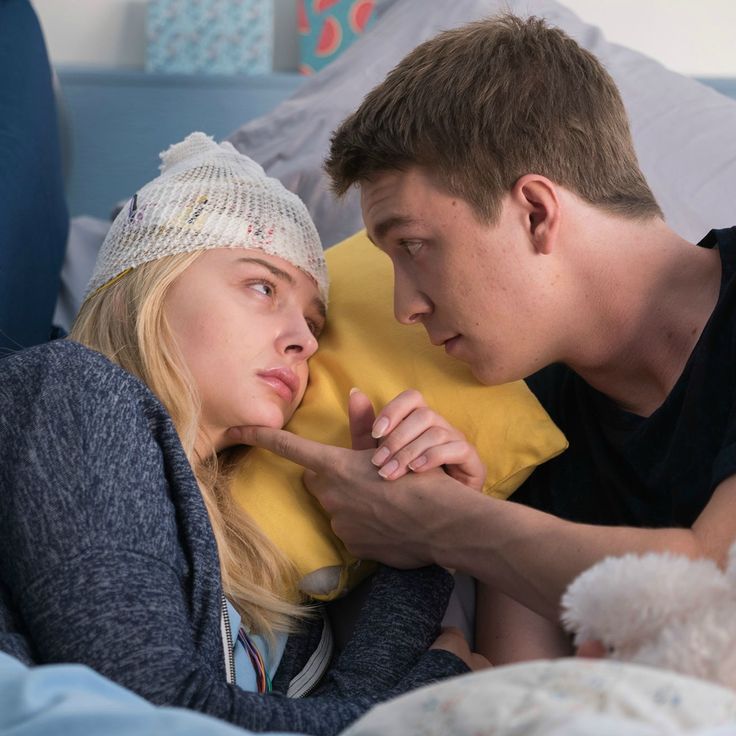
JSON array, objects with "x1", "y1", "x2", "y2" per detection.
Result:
[
  {"x1": 236, "y1": 256, "x2": 295, "y2": 285},
  {"x1": 370, "y1": 215, "x2": 420, "y2": 243}
]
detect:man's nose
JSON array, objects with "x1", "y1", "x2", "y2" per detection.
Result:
[{"x1": 393, "y1": 273, "x2": 432, "y2": 325}]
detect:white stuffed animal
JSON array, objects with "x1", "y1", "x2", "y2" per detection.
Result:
[
  {"x1": 345, "y1": 546, "x2": 736, "y2": 736},
  {"x1": 561, "y1": 541, "x2": 736, "y2": 690}
]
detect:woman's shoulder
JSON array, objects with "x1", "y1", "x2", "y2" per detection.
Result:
[
  {"x1": 2, "y1": 339, "x2": 147, "y2": 399},
  {"x1": 0, "y1": 340, "x2": 190, "y2": 505},
  {"x1": 0, "y1": 339, "x2": 169, "y2": 433},
  {"x1": 3, "y1": 337, "x2": 120, "y2": 375},
  {"x1": 3, "y1": 338, "x2": 99, "y2": 375}
]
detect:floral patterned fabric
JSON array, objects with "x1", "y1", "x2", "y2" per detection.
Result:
[
  {"x1": 146, "y1": 0, "x2": 273, "y2": 75},
  {"x1": 345, "y1": 659, "x2": 736, "y2": 736}
]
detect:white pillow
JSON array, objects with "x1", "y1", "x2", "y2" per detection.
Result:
[
  {"x1": 228, "y1": 0, "x2": 736, "y2": 247},
  {"x1": 54, "y1": 216, "x2": 113, "y2": 332}
]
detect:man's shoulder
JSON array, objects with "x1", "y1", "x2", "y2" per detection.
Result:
[
  {"x1": 698, "y1": 226, "x2": 736, "y2": 251},
  {"x1": 525, "y1": 363, "x2": 574, "y2": 408}
]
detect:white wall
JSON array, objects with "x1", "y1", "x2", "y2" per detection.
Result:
[
  {"x1": 562, "y1": 0, "x2": 735, "y2": 77},
  {"x1": 31, "y1": 0, "x2": 736, "y2": 77},
  {"x1": 31, "y1": 0, "x2": 299, "y2": 71}
]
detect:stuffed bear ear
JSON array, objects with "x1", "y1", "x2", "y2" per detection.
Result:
[{"x1": 561, "y1": 551, "x2": 728, "y2": 650}]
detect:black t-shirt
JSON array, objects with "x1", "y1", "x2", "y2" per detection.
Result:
[{"x1": 513, "y1": 227, "x2": 736, "y2": 528}]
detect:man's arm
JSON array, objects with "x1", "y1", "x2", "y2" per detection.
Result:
[
  {"x1": 440, "y1": 473, "x2": 736, "y2": 620},
  {"x1": 233, "y1": 425, "x2": 736, "y2": 622}
]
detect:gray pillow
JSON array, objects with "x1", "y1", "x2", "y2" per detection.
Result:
[{"x1": 228, "y1": 0, "x2": 736, "y2": 247}]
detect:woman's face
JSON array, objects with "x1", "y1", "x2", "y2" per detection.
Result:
[{"x1": 164, "y1": 248, "x2": 326, "y2": 453}]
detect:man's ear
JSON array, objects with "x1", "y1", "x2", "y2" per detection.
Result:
[{"x1": 511, "y1": 175, "x2": 560, "y2": 255}]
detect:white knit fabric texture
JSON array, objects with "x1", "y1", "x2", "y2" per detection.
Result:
[{"x1": 85, "y1": 132, "x2": 328, "y2": 301}]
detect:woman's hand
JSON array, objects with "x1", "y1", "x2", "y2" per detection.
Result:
[
  {"x1": 430, "y1": 626, "x2": 491, "y2": 671},
  {"x1": 350, "y1": 388, "x2": 486, "y2": 491}
]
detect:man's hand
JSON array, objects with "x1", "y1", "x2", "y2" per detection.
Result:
[
  {"x1": 431, "y1": 626, "x2": 492, "y2": 671},
  {"x1": 576, "y1": 640, "x2": 607, "y2": 658},
  {"x1": 227, "y1": 410, "x2": 475, "y2": 568}
]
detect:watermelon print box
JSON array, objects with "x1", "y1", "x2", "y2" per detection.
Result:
[{"x1": 298, "y1": 0, "x2": 376, "y2": 75}]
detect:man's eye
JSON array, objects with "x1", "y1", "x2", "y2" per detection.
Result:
[{"x1": 401, "y1": 240, "x2": 423, "y2": 256}]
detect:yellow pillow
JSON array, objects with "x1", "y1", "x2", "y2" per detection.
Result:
[{"x1": 231, "y1": 231, "x2": 567, "y2": 600}]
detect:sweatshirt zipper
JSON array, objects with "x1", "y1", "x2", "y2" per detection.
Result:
[
  {"x1": 221, "y1": 595, "x2": 236, "y2": 685},
  {"x1": 286, "y1": 608, "x2": 333, "y2": 698}
]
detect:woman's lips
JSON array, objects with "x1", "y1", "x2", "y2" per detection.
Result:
[{"x1": 258, "y1": 368, "x2": 298, "y2": 402}]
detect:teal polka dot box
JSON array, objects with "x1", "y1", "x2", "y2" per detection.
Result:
[{"x1": 146, "y1": 0, "x2": 274, "y2": 75}]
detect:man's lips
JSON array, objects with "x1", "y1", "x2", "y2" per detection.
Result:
[
  {"x1": 443, "y1": 335, "x2": 462, "y2": 355},
  {"x1": 429, "y1": 333, "x2": 462, "y2": 353},
  {"x1": 258, "y1": 368, "x2": 299, "y2": 402}
]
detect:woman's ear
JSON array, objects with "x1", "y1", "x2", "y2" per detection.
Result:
[{"x1": 511, "y1": 175, "x2": 560, "y2": 255}]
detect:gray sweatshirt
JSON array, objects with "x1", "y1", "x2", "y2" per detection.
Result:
[{"x1": 0, "y1": 339, "x2": 467, "y2": 735}]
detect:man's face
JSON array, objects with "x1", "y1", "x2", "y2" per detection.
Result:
[{"x1": 360, "y1": 167, "x2": 555, "y2": 385}]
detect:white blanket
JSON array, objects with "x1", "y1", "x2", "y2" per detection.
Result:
[{"x1": 345, "y1": 659, "x2": 736, "y2": 736}]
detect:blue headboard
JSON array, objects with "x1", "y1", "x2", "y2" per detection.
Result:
[
  {"x1": 57, "y1": 69, "x2": 736, "y2": 222},
  {"x1": 58, "y1": 69, "x2": 305, "y2": 220}
]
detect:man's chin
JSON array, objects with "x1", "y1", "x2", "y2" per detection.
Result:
[
  {"x1": 458, "y1": 351, "x2": 490, "y2": 385},
  {"x1": 468, "y1": 359, "x2": 518, "y2": 387},
  {"x1": 469, "y1": 365, "x2": 493, "y2": 385}
]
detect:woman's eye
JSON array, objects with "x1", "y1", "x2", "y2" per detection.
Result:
[
  {"x1": 401, "y1": 240, "x2": 423, "y2": 256},
  {"x1": 250, "y1": 281, "x2": 274, "y2": 296},
  {"x1": 306, "y1": 318, "x2": 323, "y2": 339}
]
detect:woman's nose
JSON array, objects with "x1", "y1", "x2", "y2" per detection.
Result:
[{"x1": 280, "y1": 314, "x2": 319, "y2": 358}]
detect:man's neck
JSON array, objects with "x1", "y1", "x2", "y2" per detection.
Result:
[{"x1": 560, "y1": 217, "x2": 722, "y2": 417}]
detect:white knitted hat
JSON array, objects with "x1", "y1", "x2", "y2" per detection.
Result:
[{"x1": 85, "y1": 132, "x2": 328, "y2": 301}]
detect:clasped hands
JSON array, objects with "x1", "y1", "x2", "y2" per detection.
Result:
[
  {"x1": 228, "y1": 388, "x2": 486, "y2": 567},
  {"x1": 228, "y1": 388, "x2": 490, "y2": 671}
]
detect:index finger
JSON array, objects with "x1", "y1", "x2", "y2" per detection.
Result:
[{"x1": 228, "y1": 425, "x2": 337, "y2": 472}]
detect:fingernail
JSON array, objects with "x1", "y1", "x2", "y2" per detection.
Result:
[
  {"x1": 378, "y1": 459, "x2": 399, "y2": 478},
  {"x1": 372, "y1": 417, "x2": 389, "y2": 439},
  {"x1": 372, "y1": 446, "x2": 390, "y2": 466},
  {"x1": 408, "y1": 456, "x2": 427, "y2": 471},
  {"x1": 350, "y1": 387, "x2": 360, "y2": 396}
]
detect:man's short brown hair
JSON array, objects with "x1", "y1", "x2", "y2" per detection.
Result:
[{"x1": 325, "y1": 14, "x2": 662, "y2": 222}]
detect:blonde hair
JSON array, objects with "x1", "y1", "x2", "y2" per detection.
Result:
[{"x1": 71, "y1": 252, "x2": 304, "y2": 636}]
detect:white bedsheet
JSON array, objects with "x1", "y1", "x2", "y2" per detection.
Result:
[{"x1": 345, "y1": 658, "x2": 736, "y2": 736}]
